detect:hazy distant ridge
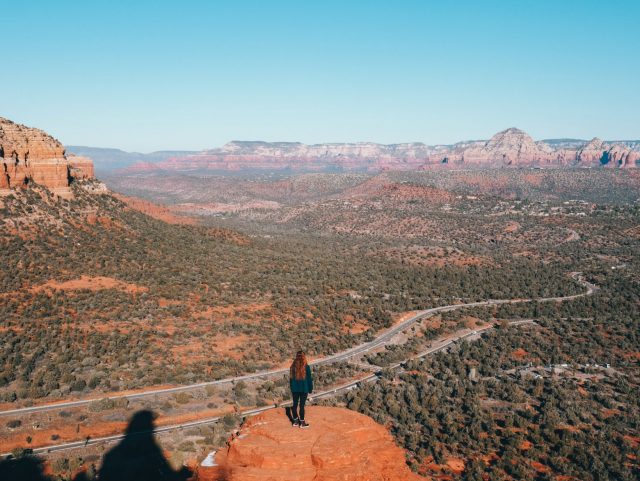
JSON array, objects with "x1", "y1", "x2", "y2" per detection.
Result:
[
  {"x1": 69, "y1": 129, "x2": 640, "y2": 173},
  {"x1": 66, "y1": 146, "x2": 198, "y2": 173}
]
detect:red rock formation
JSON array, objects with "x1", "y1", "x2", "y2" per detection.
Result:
[
  {"x1": 123, "y1": 141, "x2": 438, "y2": 173},
  {"x1": 459, "y1": 128, "x2": 556, "y2": 166},
  {"x1": 0, "y1": 117, "x2": 94, "y2": 197},
  {"x1": 606, "y1": 143, "x2": 640, "y2": 168},
  {"x1": 0, "y1": 118, "x2": 65, "y2": 160},
  {"x1": 124, "y1": 129, "x2": 638, "y2": 174},
  {"x1": 576, "y1": 137, "x2": 607, "y2": 166},
  {"x1": 575, "y1": 138, "x2": 640, "y2": 168},
  {"x1": 0, "y1": 169, "x2": 9, "y2": 190},
  {"x1": 434, "y1": 129, "x2": 638, "y2": 169},
  {"x1": 198, "y1": 407, "x2": 425, "y2": 481},
  {"x1": 69, "y1": 155, "x2": 95, "y2": 179}
]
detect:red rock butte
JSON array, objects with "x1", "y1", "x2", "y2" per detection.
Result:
[
  {"x1": 0, "y1": 117, "x2": 94, "y2": 198},
  {"x1": 197, "y1": 406, "x2": 425, "y2": 481}
]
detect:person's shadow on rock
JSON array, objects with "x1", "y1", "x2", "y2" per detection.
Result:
[{"x1": 98, "y1": 409, "x2": 192, "y2": 481}]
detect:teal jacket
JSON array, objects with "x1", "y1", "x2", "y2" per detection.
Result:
[{"x1": 290, "y1": 365, "x2": 313, "y2": 394}]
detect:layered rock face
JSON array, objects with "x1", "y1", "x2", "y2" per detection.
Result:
[
  {"x1": 458, "y1": 128, "x2": 556, "y2": 166},
  {"x1": 69, "y1": 155, "x2": 95, "y2": 179},
  {"x1": 124, "y1": 128, "x2": 638, "y2": 174},
  {"x1": 431, "y1": 129, "x2": 639, "y2": 168},
  {"x1": 568, "y1": 137, "x2": 640, "y2": 168},
  {"x1": 197, "y1": 407, "x2": 424, "y2": 481},
  {"x1": 577, "y1": 137, "x2": 608, "y2": 166},
  {"x1": 602, "y1": 143, "x2": 640, "y2": 167},
  {"x1": 0, "y1": 117, "x2": 94, "y2": 197},
  {"x1": 132, "y1": 141, "x2": 436, "y2": 173}
]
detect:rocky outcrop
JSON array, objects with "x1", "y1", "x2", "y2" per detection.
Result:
[
  {"x1": 576, "y1": 137, "x2": 607, "y2": 166},
  {"x1": 123, "y1": 129, "x2": 638, "y2": 174},
  {"x1": 433, "y1": 129, "x2": 640, "y2": 169},
  {"x1": 575, "y1": 138, "x2": 640, "y2": 168},
  {"x1": 197, "y1": 407, "x2": 424, "y2": 481},
  {"x1": 0, "y1": 117, "x2": 94, "y2": 197},
  {"x1": 0, "y1": 118, "x2": 65, "y2": 160},
  {"x1": 604, "y1": 143, "x2": 640, "y2": 168},
  {"x1": 69, "y1": 155, "x2": 95, "y2": 179},
  {"x1": 459, "y1": 128, "x2": 556, "y2": 166}
]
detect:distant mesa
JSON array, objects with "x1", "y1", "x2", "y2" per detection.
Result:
[
  {"x1": 121, "y1": 128, "x2": 639, "y2": 175},
  {"x1": 197, "y1": 406, "x2": 425, "y2": 481},
  {"x1": 0, "y1": 117, "x2": 94, "y2": 198}
]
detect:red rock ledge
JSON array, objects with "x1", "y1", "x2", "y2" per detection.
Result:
[{"x1": 197, "y1": 406, "x2": 425, "y2": 481}]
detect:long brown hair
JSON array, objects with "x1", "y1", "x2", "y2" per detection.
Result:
[{"x1": 290, "y1": 350, "x2": 307, "y2": 381}]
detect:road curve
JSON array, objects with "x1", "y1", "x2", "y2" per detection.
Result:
[
  {"x1": 0, "y1": 273, "x2": 596, "y2": 419},
  {"x1": 0, "y1": 318, "x2": 540, "y2": 458}
]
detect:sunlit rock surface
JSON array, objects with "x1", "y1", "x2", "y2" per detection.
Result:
[{"x1": 197, "y1": 406, "x2": 425, "y2": 481}]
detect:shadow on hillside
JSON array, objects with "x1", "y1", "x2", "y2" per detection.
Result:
[
  {"x1": 0, "y1": 410, "x2": 192, "y2": 481},
  {"x1": 0, "y1": 455, "x2": 49, "y2": 481},
  {"x1": 99, "y1": 409, "x2": 192, "y2": 481}
]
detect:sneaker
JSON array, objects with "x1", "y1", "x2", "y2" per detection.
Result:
[
  {"x1": 299, "y1": 420, "x2": 310, "y2": 428},
  {"x1": 292, "y1": 418, "x2": 300, "y2": 427}
]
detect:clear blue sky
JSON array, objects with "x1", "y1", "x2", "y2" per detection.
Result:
[{"x1": 2, "y1": 0, "x2": 639, "y2": 151}]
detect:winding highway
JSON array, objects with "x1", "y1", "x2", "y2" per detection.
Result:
[
  {"x1": 0, "y1": 273, "x2": 597, "y2": 457},
  {"x1": 0, "y1": 273, "x2": 596, "y2": 419},
  {"x1": 0, "y1": 318, "x2": 539, "y2": 457}
]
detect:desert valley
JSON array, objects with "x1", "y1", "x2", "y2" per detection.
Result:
[
  {"x1": 2, "y1": 2, "x2": 639, "y2": 480},
  {"x1": 0, "y1": 115, "x2": 638, "y2": 481}
]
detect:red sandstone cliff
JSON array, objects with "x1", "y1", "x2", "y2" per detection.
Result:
[
  {"x1": 197, "y1": 407, "x2": 425, "y2": 481},
  {"x1": 0, "y1": 117, "x2": 94, "y2": 197}
]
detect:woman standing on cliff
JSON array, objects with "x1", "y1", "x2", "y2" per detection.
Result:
[{"x1": 290, "y1": 350, "x2": 313, "y2": 428}]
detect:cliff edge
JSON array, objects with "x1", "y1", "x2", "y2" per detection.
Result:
[
  {"x1": 198, "y1": 406, "x2": 424, "y2": 481},
  {"x1": 0, "y1": 117, "x2": 94, "y2": 198}
]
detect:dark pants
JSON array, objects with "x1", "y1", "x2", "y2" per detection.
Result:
[{"x1": 292, "y1": 392, "x2": 308, "y2": 420}]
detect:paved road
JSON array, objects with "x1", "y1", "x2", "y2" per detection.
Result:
[
  {"x1": 2, "y1": 275, "x2": 595, "y2": 457},
  {"x1": 6, "y1": 284, "x2": 597, "y2": 458},
  {"x1": 0, "y1": 273, "x2": 596, "y2": 419},
  {"x1": 0, "y1": 317, "x2": 540, "y2": 458}
]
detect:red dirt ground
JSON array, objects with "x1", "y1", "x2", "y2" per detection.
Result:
[
  {"x1": 446, "y1": 458, "x2": 465, "y2": 474},
  {"x1": 511, "y1": 348, "x2": 529, "y2": 360},
  {"x1": 624, "y1": 435, "x2": 640, "y2": 447},
  {"x1": 113, "y1": 193, "x2": 198, "y2": 225},
  {"x1": 30, "y1": 275, "x2": 148, "y2": 294},
  {"x1": 530, "y1": 461, "x2": 552, "y2": 473},
  {"x1": 519, "y1": 440, "x2": 533, "y2": 450}
]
